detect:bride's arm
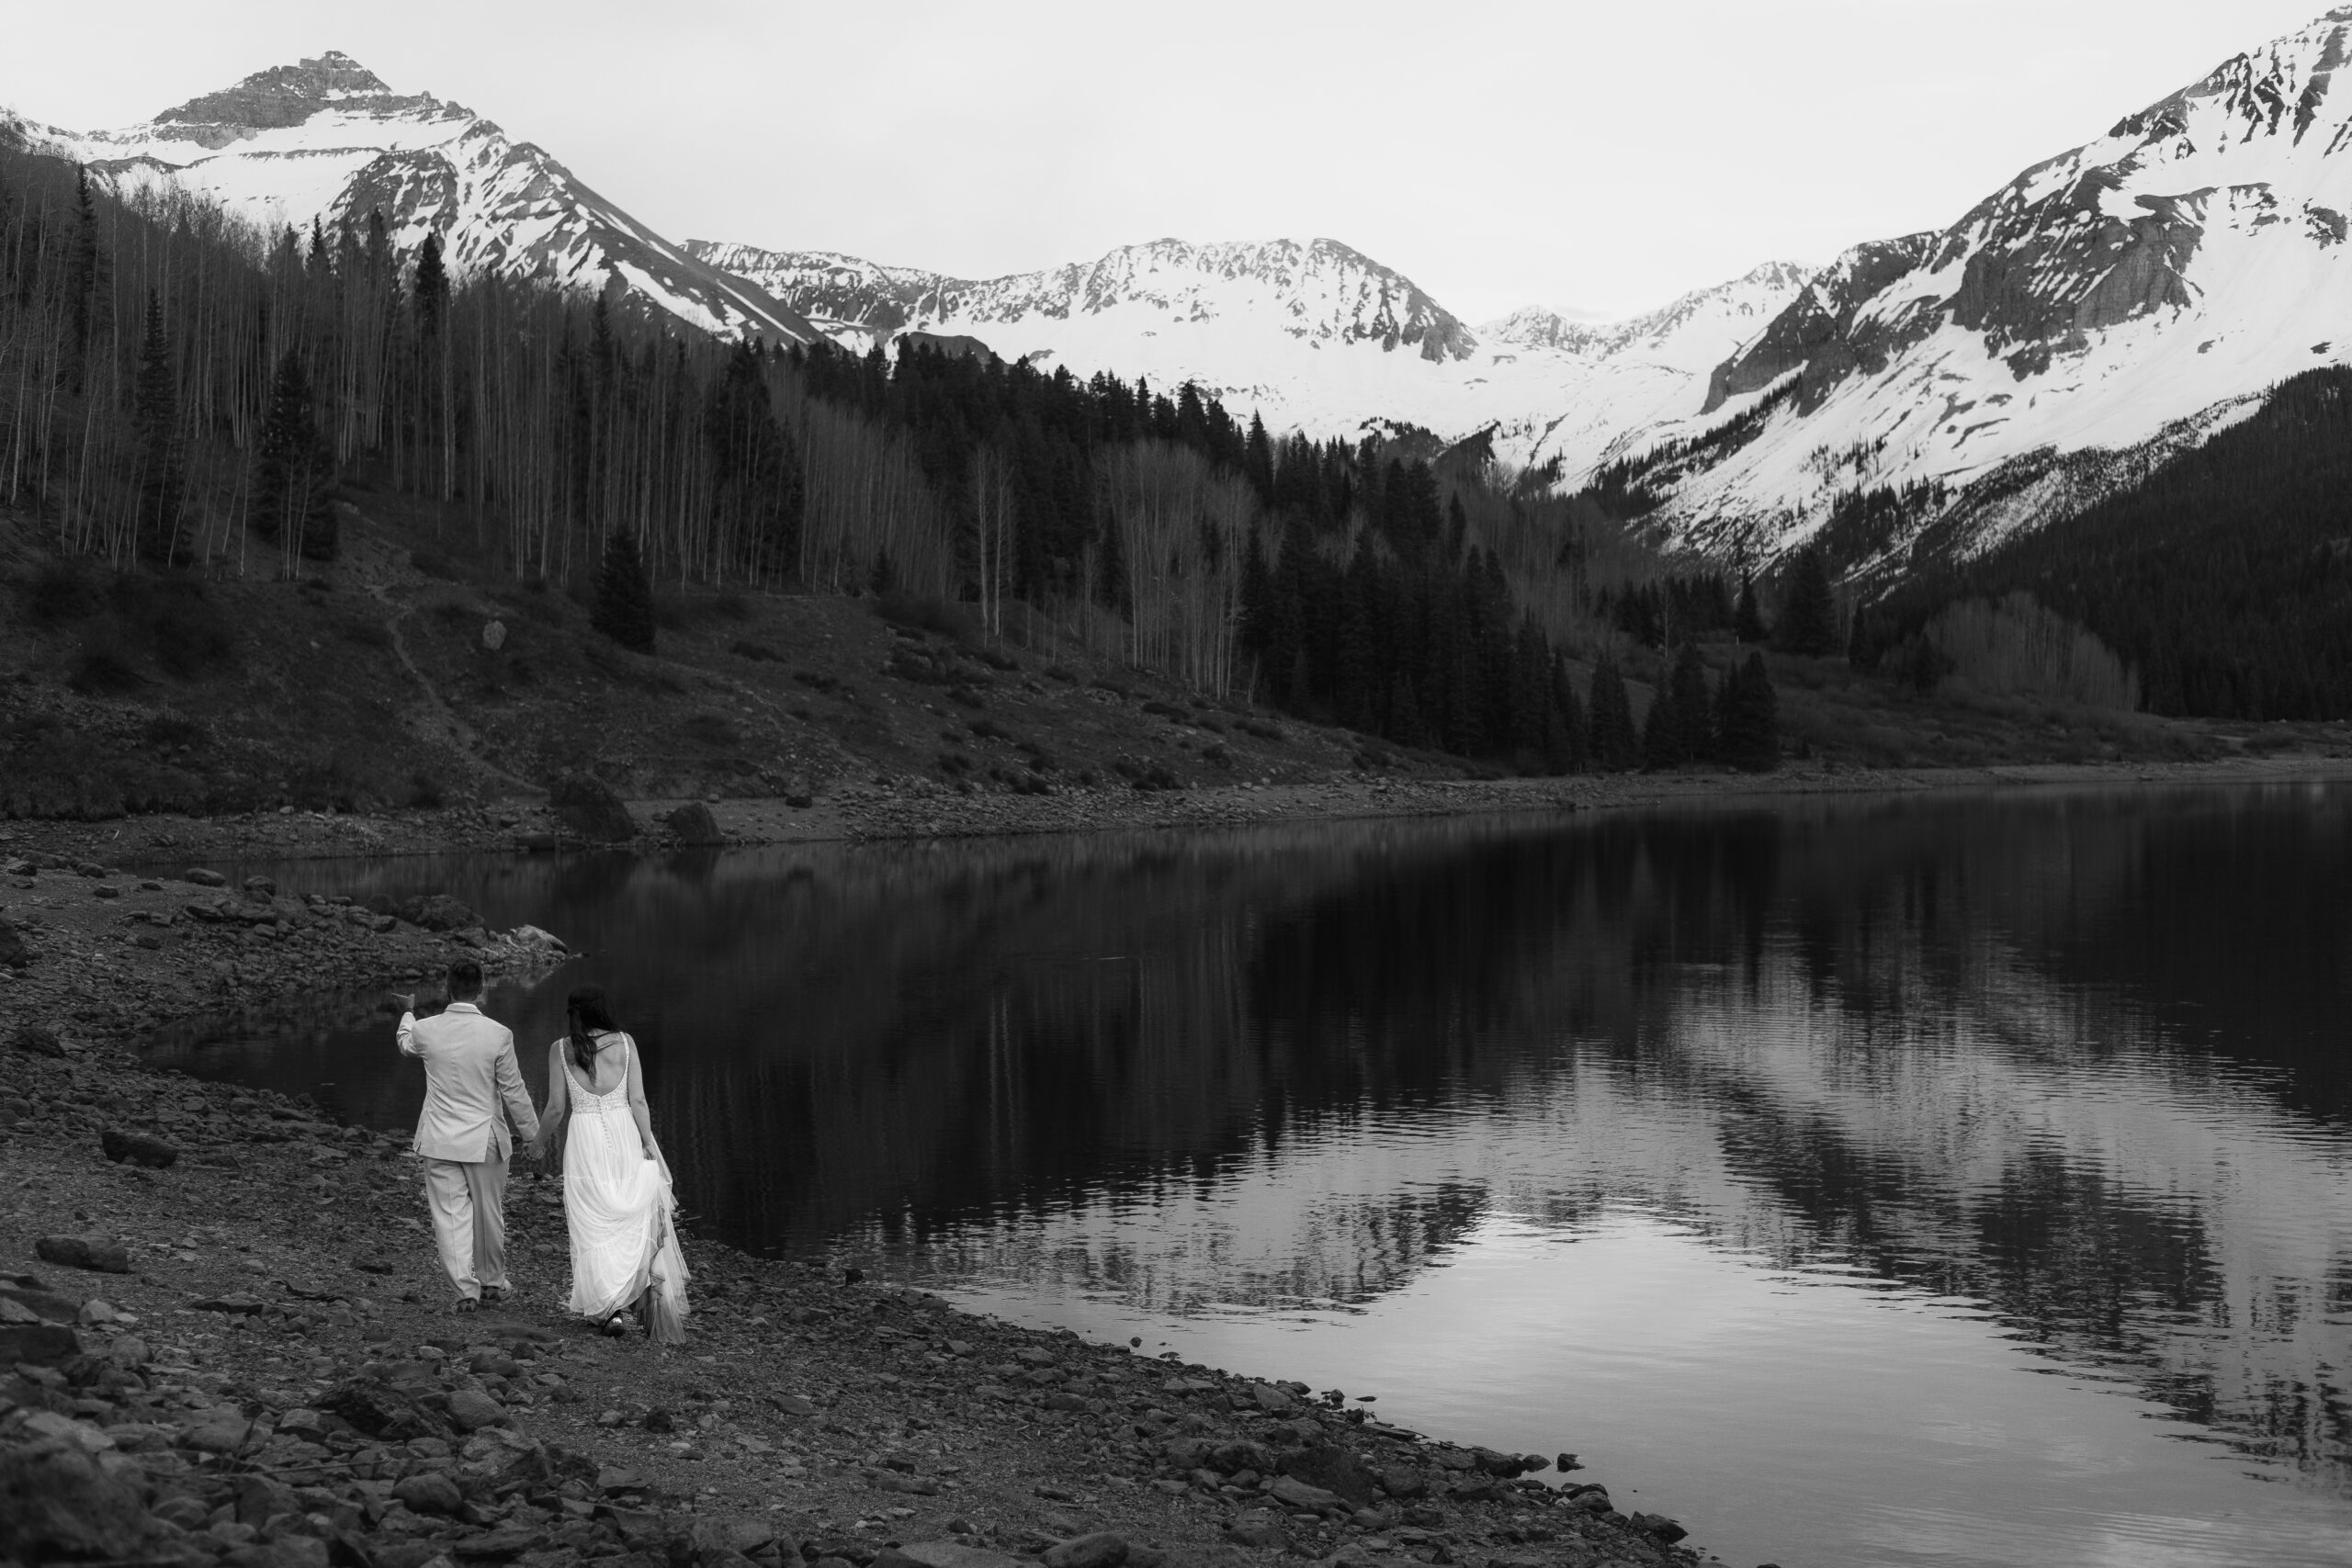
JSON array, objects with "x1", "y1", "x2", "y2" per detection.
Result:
[
  {"x1": 532, "y1": 1041, "x2": 570, "y2": 1159},
  {"x1": 624, "y1": 1040, "x2": 668, "y2": 1179}
]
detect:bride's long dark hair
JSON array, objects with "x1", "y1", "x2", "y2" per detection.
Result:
[{"x1": 566, "y1": 987, "x2": 622, "y2": 1077}]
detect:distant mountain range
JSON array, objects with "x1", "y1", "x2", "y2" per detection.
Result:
[
  {"x1": 0, "y1": 51, "x2": 819, "y2": 344},
  {"x1": 11, "y1": 8, "x2": 2352, "y2": 575}
]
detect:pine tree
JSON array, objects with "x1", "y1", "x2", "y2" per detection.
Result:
[
  {"x1": 1774, "y1": 546, "x2": 1839, "y2": 656},
  {"x1": 1735, "y1": 571, "x2": 1767, "y2": 643},
  {"x1": 132, "y1": 290, "x2": 185, "y2": 565},
  {"x1": 254, "y1": 349, "x2": 335, "y2": 558},
  {"x1": 1589, "y1": 659, "x2": 1641, "y2": 771},
  {"x1": 1643, "y1": 643, "x2": 1711, "y2": 769},
  {"x1": 593, "y1": 529, "x2": 657, "y2": 652},
  {"x1": 1719, "y1": 653, "x2": 1781, "y2": 772}
]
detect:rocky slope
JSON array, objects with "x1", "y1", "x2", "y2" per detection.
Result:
[
  {"x1": 3, "y1": 53, "x2": 818, "y2": 344},
  {"x1": 1616, "y1": 6, "x2": 2352, "y2": 565}
]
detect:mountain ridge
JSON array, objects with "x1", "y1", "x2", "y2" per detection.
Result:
[{"x1": 6, "y1": 51, "x2": 820, "y2": 346}]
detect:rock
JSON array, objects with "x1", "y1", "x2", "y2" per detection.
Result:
[
  {"x1": 1267, "y1": 1475, "x2": 1344, "y2": 1514},
  {"x1": 35, "y1": 1234, "x2": 130, "y2": 1272},
  {"x1": 594, "y1": 1466, "x2": 647, "y2": 1495},
  {"x1": 897, "y1": 1544, "x2": 1026, "y2": 1568},
  {"x1": 0, "y1": 1442, "x2": 166, "y2": 1560},
  {"x1": 395, "y1": 894, "x2": 483, "y2": 933},
  {"x1": 509, "y1": 924, "x2": 567, "y2": 953},
  {"x1": 276, "y1": 1407, "x2": 329, "y2": 1439},
  {"x1": 548, "y1": 773, "x2": 637, "y2": 843},
  {"x1": 1629, "y1": 1513, "x2": 1688, "y2": 1543},
  {"x1": 392, "y1": 1472, "x2": 465, "y2": 1516},
  {"x1": 451, "y1": 1522, "x2": 541, "y2": 1558},
  {"x1": 181, "y1": 1416, "x2": 261, "y2": 1454},
  {"x1": 0, "y1": 1322, "x2": 81, "y2": 1366},
  {"x1": 100, "y1": 1126, "x2": 180, "y2": 1168},
  {"x1": 0, "y1": 919, "x2": 28, "y2": 969},
  {"x1": 641, "y1": 1406, "x2": 675, "y2": 1433},
  {"x1": 1249, "y1": 1382, "x2": 1296, "y2": 1414},
  {"x1": 1374, "y1": 1467, "x2": 1426, "y2": 1500},
  {"x1": 1280, "y1": 1444, "x2": 1380, "y2": 1507},
  {"x1": 1041, "y1": 1533, "x2": 1128, "y2": 1568},
  {"x1": 482, "y1": 620, "x2": 508, "y2": 652},
  {"x1": 186, "y1": 868, "x2": 227, "y2": 887},
  {"x1": 1555, "y1": 1451, "x2": 1579, "y2": 1472},
  {"x1": 10, "y1": 1023, "x2": 63, "y2": 1056},
  {"x1": 664, "y1": 801, "x2": 724, "y2": 845},
  {"x1": 445, "y1": 1388, "x2": 508, "y2": 1431},
  {"x1": 1222, "y1": 1517, "x2": 1287, "y2": 1551},
  {"x1": 189, "y1": 1294, "x2": 267, "y2": 1314},
  {"x1": 771, "y1": 1394, "x2": 818, "y2": 1416},
  {"x1": 243, "y1": 875, "x2": 277, "y2": 899},
  {"x1": 107, "y1": 1334, "x2": 152, "y2": 1367}
]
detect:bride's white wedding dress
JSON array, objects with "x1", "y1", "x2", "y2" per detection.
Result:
[{"x1": 560, "y1": 1033, "x2": 689, "y2": 1342}]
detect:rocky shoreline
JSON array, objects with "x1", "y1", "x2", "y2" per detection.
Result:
[
  {"x1": 0, "y1": 860, "x2": 1729, "y2": 1568},
  {"x1": 7, "y1": 752, "x2": 2352, "y2": 872}
]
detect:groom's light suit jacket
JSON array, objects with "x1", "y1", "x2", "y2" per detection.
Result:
[{"x1": 397, "y1": 1001, "x2": 538, "y2": 1162}]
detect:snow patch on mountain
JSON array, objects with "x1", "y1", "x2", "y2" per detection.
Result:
[
  {"x1": 1629, "y1": 6, "x2": 2352, "y2": 561},
  {"x1": 691, "y1": 235, "x2": 1815, "y2": 479},
  {"x1": 11, "y1": 52, "x2": 816, "y2": 345}
]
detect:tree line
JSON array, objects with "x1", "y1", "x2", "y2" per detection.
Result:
[{"x1": 0, "y1": 140, "x2": 1789, "y2": 772}]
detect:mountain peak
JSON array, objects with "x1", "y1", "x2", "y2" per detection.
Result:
[{"x1": 154, "y1": 51, "x2": 404, "y2": 130}]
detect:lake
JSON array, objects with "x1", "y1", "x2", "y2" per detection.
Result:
[{"x1": 145, "y1": 783, "x2": 2352, "y2": 1568}]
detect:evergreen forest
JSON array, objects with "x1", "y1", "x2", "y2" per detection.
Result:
[{"x1": 0, "y1": 142, "x2": 1792, "y2": 776}]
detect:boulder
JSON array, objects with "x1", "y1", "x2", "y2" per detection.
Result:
[
  {"x1": 1281, "y1": 1444, "x2": 1381, "y2": 1507},
  {"x1": 445, "y1": 1388, "x2": 508, "y2": 1431},
  {"x1": 185, "y1": 867, "x2": 227, "y2": 887},
  {"x1": 34, "y1": 1234, "x2": 130, "y2": 1273},
  {"x1": 548, "y1": 773, "x2": 637, "y2": 842},
  {"x1": 0, "y1": 1322, "x2": 81, "y2": 1367},
  {"x1": 897, "y1": 1544, "x2": 1026, "y2": 1568},
  {"x1": 1266, "y1": 1475, "x2": 1344, "y2": 1515},
  {"x1": 510, "y1": 924, "x2": 567, "y2": 953},
  {"x1": 242, "y1": 875, "x2": 277, "y2": 899},
  {"x1": 100, "y1": 1126, "x2": 179, "y2": 1169},
  {"x1": 1249, "y1": 1382, "x2": 1296, "y2": 1414},
  {"x1": 393, "y1": 894, "x2": 483, "y2": 932},
  {"x1": 1041, "y1": 1534, "x2": 1128, "y2": 1568},
  {"x1": 0, "y1": 918, "x2": 28, "y2": 969},
  {"x1": 0, "y1": 1442, "x2": 166, "y2": 1561},
  {"x1": 391, "y1": 1471, "x2": 464, "y2": 1516},
  {"x1": 664, "y1": 800, "x2": 724, "y2": 845}
]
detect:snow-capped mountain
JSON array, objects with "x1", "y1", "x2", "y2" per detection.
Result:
[
  {"x1": 1617, "y1": 5, "x2": 2352, "y2": 567},
  {"x1": 5, "y1": 53, "x2": 817, "y2": 344},
  {"x1": 689, "y1": 236, "x2": 1814, "y2": 475}
]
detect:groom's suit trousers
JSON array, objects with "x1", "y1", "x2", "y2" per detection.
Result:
[{"x1": 421, "y1": 1150, "x2": 510, "y2": 1299}]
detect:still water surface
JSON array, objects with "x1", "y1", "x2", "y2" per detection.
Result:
[{"x1": 151, "y1": 784, "x2": 2352, "y2": 1568}]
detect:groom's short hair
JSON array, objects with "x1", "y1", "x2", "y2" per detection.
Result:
[{"x1": 446, "y1": 959, "x2": 484, "y2": 1000}]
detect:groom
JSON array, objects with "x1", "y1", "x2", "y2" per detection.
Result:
[{"x1": 392, "y1": 959, "x2": 538, "y2": 1311}]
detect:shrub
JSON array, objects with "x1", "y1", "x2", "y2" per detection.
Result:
[
  {"x1": 139, "y1": 582, "x2": 236, "y2": 679},
  {"x1": 410, "y1": 550, "x2": 462, "y2": 581},
  {"x1": 342, "y1": 618, "x2": 394, "y2": 649},
  {"x1": 592, "y1": 531, "x2": 657, "y2": 653},
  {"x1": 405, "y1": 771, "x2": 447, "y2": 809}
]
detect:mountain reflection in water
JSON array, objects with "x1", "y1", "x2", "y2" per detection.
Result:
[{"x1": 155, "y1": 784, "x2": 2352, "y2": 1568}]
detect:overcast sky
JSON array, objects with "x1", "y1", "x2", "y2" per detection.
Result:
[{"x1": 0, "y1": 0, "x2": 2331, "y2": 321}]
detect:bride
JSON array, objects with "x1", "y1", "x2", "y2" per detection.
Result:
[{"x1": 531, "y1": 986, "x2": 690, "y2": 1341}]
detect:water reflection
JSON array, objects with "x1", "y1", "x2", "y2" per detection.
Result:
[{"x1": 152, "y1": 784, "x2": 2352, "y2": 1568}]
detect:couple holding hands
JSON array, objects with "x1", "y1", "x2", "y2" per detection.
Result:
[{"x1": 393, "y1": 961, "x2": 690, "y2": 1342}]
